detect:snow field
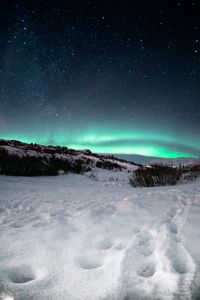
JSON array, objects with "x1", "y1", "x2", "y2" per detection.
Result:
[{"x1": 0, "y1": 171, "x2": 200, "y2": 299}]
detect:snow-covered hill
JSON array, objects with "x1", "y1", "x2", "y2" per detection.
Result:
[{"x1": 0, "y1": 139, "x2": 139, "y2": 176}]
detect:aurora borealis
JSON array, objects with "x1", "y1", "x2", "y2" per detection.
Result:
[
  {"x1": 0, "y1": 1, "x2": 200, "y2": 160},
  {"x1": 1, "y1": 127, "x2": 200, "y2": 158}
]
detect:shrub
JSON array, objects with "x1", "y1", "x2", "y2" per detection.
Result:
[
  {"x1": 96, "y1": 160, "x2": 122, "y2": 170},
  {"x1": 182, "y1": 164, "x2": 200, "y2": 182},
  {"x1": 130, "y1": 164, "x2": 182, "y2": 187},
  {"x1": 0, "y1": 148, "x2": 93, "y2": 176},
  {"x1": 0, "y1": 149, "x2": 58, "y2": 176}
]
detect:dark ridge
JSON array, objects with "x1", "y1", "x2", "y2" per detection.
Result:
[{"x1": 0, "y1": 139, "x2": 141, "y2": 176}]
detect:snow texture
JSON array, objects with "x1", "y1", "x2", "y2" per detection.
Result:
[{"x1": 0, "y1": 170, "x2": 200, "y2": 299}]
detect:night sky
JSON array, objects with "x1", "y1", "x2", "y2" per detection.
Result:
[{"x1": 0, "y1": 0, "x2": 200, "y2": 158}]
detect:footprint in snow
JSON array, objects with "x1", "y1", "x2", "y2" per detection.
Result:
[
  {"x1": 95, "y1": 237, "x2": 114, "y2": 250},
  {"x1": 10, "y1": 220, "x2": 27, "y2": 228},
  {"x1": 114, "y1": 242, "x2": 127, "y2": 251},
  {"x1": 121, "y1": 206, "x2": 195, "y2": 300},
  {"x1": 6, "y1": 265, "x2": 35, "y2": 284},
  {"x1": 136, "y1": 262, "x2": 155, "y2": 278},
  {"x1": 167, "y1": 239, "x2": 194, "y2": 275},
  {"x1": 76, "y1": 253, "x2": 105, "y2": 270},
  {"x1": 134, "y1": 231, "x2": 155, "y2": 257},
  {"x1": 121, "y1": 228, "x2": 157, "y2": 292}
]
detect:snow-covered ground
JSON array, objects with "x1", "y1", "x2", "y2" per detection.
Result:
[{"x1": 0, "y1": 170, "x2": 200, "y2": 300}]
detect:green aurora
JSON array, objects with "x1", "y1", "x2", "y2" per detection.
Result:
[{"x1": 1, "y1": 128, "x2": 200, "y2": 159}]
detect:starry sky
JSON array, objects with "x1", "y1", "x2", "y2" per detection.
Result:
[{"x1": 0, "y1": 0, "x2": 200, "y2": 159}]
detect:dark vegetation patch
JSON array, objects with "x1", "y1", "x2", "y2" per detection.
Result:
[
  {"x1": 0, "y1": 148, "x2": 92, "y2": 176},
  {"x1": 130, "y1": 164, "x2": 200, "y2": 187},
  {"x1": 0, "y1": 139, "x2": 139, "y2": 176}
]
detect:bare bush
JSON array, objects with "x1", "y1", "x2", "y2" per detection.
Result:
[
  {"x1": 130, "y1": 165, "x2": 182, "y2": 187},
  {"x1": 182, "y1": 164, "x2": 200, "y2": 182}
]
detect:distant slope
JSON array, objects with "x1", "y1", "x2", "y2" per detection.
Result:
[
  {"x1": 0, "y1": 139, "x2": 139, "y2": 176},
  {"x1": 149, "y1": 157, "x2": 200, "y2": 166},
  {"x1": 115, "y1": 154, "x2": 159, "y2": 164}
]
